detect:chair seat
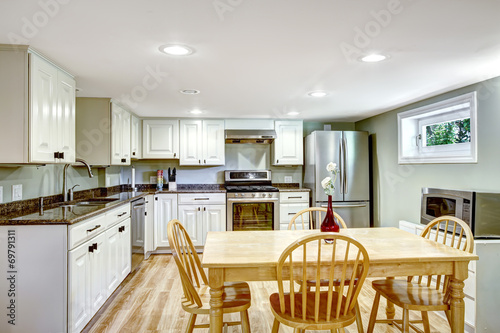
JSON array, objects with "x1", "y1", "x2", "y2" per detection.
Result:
[
  {"x1": 270, "y1": 291, "x2": 357, "y2": 329},
  {"x1": 182, "y1": 281, "x2": 251, "y2": 314},
  {"x1": 371, "y1": 279, "x2": 449, "y2": 311}
]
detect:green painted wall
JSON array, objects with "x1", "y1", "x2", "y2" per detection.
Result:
[{"x1": 355, "y1": 76, "x2": 500, "y2": 227}]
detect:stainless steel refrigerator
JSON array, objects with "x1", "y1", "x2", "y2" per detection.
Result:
[{"x1": 304, "y1": 131, "x2": 370, "y2": 228}]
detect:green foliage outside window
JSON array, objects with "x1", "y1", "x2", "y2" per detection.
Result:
[{"x1": 425, "y1": 118, "x2": 471, "y2": 147}]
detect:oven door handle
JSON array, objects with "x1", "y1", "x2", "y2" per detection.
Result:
[{"x1": 227, "y1": 198, "x2": 279, "y2": 203}]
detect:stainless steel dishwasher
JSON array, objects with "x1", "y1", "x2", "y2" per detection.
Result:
[{"x1": 131, "y1": 197, "x2": 146, "y2": 271}]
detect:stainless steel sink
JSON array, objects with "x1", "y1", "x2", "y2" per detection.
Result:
[{"x1": 76, "y1": 198, "x2": 119, "y2": 206}]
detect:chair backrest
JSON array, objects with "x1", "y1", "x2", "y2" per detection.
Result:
[
  {"x1": 288, "y1": 207, "x2": 348, "y2": 230},
  {"x1": 413, "y1": 216, "x2": 474, "y2": 295},
  {"x1": 167, "y1": 219, "x2": 208, "y2": 308},
  {"x1": 275, "y1": 233, "x2": 369, "y2": 322}
]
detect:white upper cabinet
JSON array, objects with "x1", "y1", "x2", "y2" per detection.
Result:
[
  {"x1": 130, "y1": 114, "x2": 141, "y2": 159},
  {"x1": 179, "y1": 119, "x2": 224, "y2": 166},
  {"x1": 0, "y1": 45, "x2": 76, "y2": 164},
  {"x1": 272, "y1": 120, "x2": 303, "y2": 165},
  {"x1": 75, "y1": 98, "x2": 132, "y2": 166},
  {"x1": 142, "y1": 119, "x2": 179, "y2": 159},
  {"x1": 110, "y1": 104, "x2": 131, "y2": 165}
]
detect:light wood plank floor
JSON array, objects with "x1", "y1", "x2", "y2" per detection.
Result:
[{"x1": 84, "y1": 254, "x2": 451, "y2": 333}]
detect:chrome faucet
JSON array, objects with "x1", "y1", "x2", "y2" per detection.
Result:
[{"x1": 63, "y1": 158, "x2": 94, "y2": 201}]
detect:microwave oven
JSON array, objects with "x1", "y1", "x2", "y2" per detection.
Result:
[{"x1": 421, "y1": 187, "x2": 500, "y2": 239}]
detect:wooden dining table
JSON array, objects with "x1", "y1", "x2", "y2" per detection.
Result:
[{"x1": 202, "y1": 227, "x2": 478, "y2": 333}]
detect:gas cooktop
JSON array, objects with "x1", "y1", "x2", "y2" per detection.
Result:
[{"x1": 225, "y1": 185, "x2": 279, "y2": 193}]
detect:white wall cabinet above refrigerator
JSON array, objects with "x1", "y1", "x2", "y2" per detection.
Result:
[
  {"x1": 179, "y1": 119, "x2": 225, "y2": 166},
  {"x1": 272, "y1": 120, "x2": 303, "y2": 166},
  {"x1": 0, "y1": 45, "x2": 76, "y2": 164},
  {"x1": 75, "y1": 97, "x2": 132, "y2": 166},
  {"x1": 142, "y1": 119, "x2": 179, "y2": 159}
]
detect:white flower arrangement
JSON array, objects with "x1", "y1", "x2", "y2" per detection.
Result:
[{"x1": 321, "y1": 162, "x2": 339, "y2": 196}]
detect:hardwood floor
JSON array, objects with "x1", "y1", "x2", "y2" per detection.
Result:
[{"x1": 84, "y1": 254, "x2": 451, "y2": 333}]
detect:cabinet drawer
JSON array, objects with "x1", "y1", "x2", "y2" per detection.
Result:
[
  {"x1": 105, "y1": 204, "x2": 131, "y2": 228},
  {"x1": 280, "y1": 192, "x2": 309, "y2": 203},
  {"x1": 69, "y1": 214, "x2": 107, "y2": 250},
  {"x1": 178, "y1": 193, "x2": 226, "y2": 205}
]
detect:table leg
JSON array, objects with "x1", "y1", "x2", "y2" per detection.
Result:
[
  {"x1": 209, "y1": 268, "x2": 224, "y2": 333},
  {"x1": 385, "y1": 277, "x2": 395, "y2": 323},
  {"x1": 449, "y1": 262, "x2": 468, "y2": 333}
]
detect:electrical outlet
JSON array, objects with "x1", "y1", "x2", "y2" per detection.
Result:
[
  {"x1": 150, "y1": 176, "x2": 157, "y2": 184},
  {"x1": 12, "y1": 184, "x2": 22, "y2": 201},
  {"x1": 284, "y1": 176, "x2": 293, "y2": 183},
  {"x1": 0, "y1": 186, "x2": 3, "y2": 203}
]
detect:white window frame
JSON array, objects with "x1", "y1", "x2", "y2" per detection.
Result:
[{"x1": 398, "y1": 92, "x2": 477, "y2": 164}]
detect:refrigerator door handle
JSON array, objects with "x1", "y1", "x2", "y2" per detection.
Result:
[
  {"x1": 343, "y1": 136, "x2": 348, "y2": 194},
  {"x1": 320, "y1": 203, "x2": 367, "y2": 208},
  {"x1": 339, "y1": 138, "x2": 344, "y2": 194}
]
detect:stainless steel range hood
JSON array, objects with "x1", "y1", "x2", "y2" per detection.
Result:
[{"x1": 225, "y1": 129, "x2": 277, "y2": 144}]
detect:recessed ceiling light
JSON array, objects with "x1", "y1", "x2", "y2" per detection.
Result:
[
  {"x1": 360, "y1": 54, "x2": 387, "y2": 63},
  {"x1": 308, "y1": 91, "x2": 328, "y2": 98},
  {"x1": 189, "y1": 109, "x2": 203, "y2": 115},
  {"x1": 180, "y1": 89, "x2": 200, "y2": 95},
  {"x1": 159, "y1": 44, "x2": 194, "y2": 56},
  {"x1": 287, "y1": 111, "x2": 300, "y2": 116}
]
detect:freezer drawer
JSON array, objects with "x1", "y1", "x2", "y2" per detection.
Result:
[{"x1": 318, "y1": 201, "x2": 370, "y2": 228}]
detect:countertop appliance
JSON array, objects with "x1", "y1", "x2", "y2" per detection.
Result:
[
  {"x1": 304, "y1": 131, "x2": 370, "y2": 228},
  {"x1": 131, "y1": 197, "x2": 146, "y2": 271},
  {"x1": 225, "y1": 170, "x2": 280, "y2": 231},
  {"x1": 421, "y1": 187, "x2": 500, "y2": 239}
]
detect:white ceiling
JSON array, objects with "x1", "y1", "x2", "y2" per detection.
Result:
[{"x1": 1, "y1": 0, "x2": 500, "y2": 121}]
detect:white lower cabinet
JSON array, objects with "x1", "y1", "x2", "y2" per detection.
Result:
[
  {"x1": 177, "y1": 193, "x2": 226, "y2": 246},
  {"x1": 68, "y1": 205, "x2": 131, "y2": 333},
  {"x1": 279, "y1": 192, "x2": 310, "y2": 230},
  {"x1": 154, "y1": 193, "x2": 178, "y2": 248}
]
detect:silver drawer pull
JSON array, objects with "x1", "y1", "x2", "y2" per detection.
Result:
[
  {"x1": 118, "y1": 212, "x2": 127, "y2": 217},
  {"x1": 287, "y1": 196, "x2": 303, "y2": 199},
  {"x1": 288, "y1": 212, "x2": 297, "y2": 215},
  {"x1": 194, "y1": 198, "x2": 209, "y2": 200},
  {"x1": 86, "y1": 225, "x2": 101, "y2": 233}
]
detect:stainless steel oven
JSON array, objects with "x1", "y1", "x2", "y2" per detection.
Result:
[{"x1": 225, "y1": 170, "x2": 280, "y2": 231}]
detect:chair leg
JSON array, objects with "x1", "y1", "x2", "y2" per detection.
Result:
[
  {"x1": 271, "y1": 318, "x2": 280, "y2": 333},
  {"x1": 186, "y1": 313, "x2": 197, "y2": 333},
  {"x1": 355, "y1": 301, "x2": 364, "y2": 333},
  {"x1": 367, "y1": 292, "x2": 380, "y2": 333},
  {"x1": 421, "y1": 311, "x2": 430, "y2": 333},
  {"x1": 241, "y1": 309, "x2": 251, "y2": 333},
  {"x1": 402, "y1": 309, "x2": 410, "y2": 333}
]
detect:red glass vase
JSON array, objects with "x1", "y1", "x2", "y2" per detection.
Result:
[{"x1": 321, "y1": 195, "x2": 339, "y2": 243}]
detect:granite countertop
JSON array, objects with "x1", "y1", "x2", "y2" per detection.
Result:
[
  {"x1": 273, "y1": 183, "x2": 311, "y2": 192},
  {"x1": 0, "y1": 191, "x2": 148, "y2": 226}
]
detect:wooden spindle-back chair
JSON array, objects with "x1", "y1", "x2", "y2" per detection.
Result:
[
  {"x1": 367, "y1": 216, "x2": 474, "y2": 333},
  {"x1": 167, "y1": 219, "x2": 252, "y2": 332},
  {"x1": 288, "y1": 207, "x2": 348, "y2": 230},
  {"x1": 269, "y1": 233, "x2": 370, "y2": 333}
]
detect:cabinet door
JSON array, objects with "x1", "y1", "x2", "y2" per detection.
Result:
[
  {"x1": 142, "y1": 119, "x2": 179, "y2": 159},
  {"x1": 57, "y1": 70, "x2": 76, "y2": 163},
  {"x1": 203, "y1": 120, "x2": 225, "y2": 165},
  {"x1": 105, "y1": 224, "x2": 120, "y2": 296},
  {"x1": 179, "y1": 119, "x2": 202, "y2": 165},
  {"x1": 121, "y1": 109, "x2": 131, "y2": 164},
  {"x1": 110, "y1": 104, "x2": 123, "y2": 165},
  {"x1": 118, "y1": 218, "x2": 131, "y2": 279},
  {"x1": 154, "y1": 194, "x2": 178, "y2": 248},
  {"x1": 30, "y1": 54, "x2": 58, "y2": 163},
  {"x1": 178, "y1": 204, "x2": 204, "y2": 246},
  {"x1": 273, "y1": 120, "x2": 303, "y2": 165},
  {"x1": 68, "y1": 241, "x2": 91, "y2": 333},
  {"x1": 89, "y1": 233, "x2": 107, "y2": 314},
  {"x1": 131, "y1": 114, "x2": 141, "y2": 159},
  {"x1": 203, "y1": 204, "x2": 226, "y2": 244},
  {"x1": 145, "y1": 195, "x2": 155, "y2": 253}
]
